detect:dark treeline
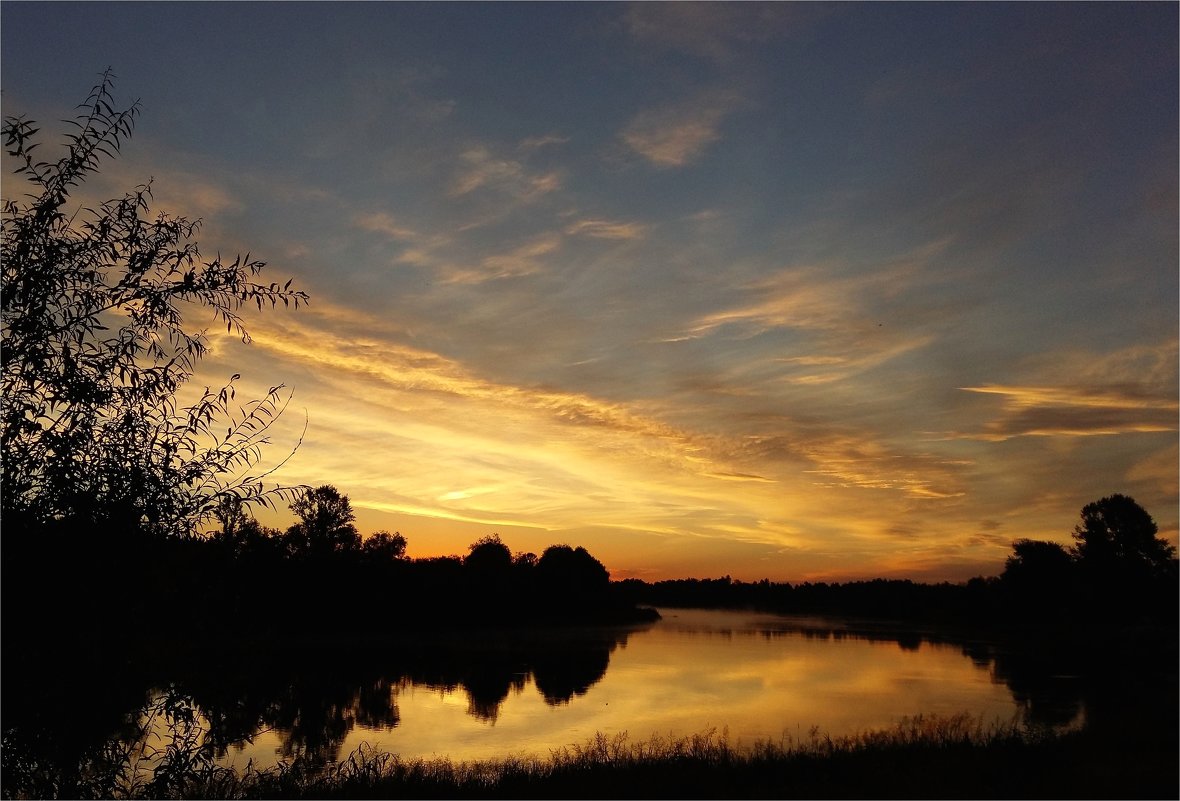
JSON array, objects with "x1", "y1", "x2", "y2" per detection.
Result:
[
  {"x1": 6, "y1": 490, "x2": 1176, "y2": 663},
  {"x1": 618, "y1": 494, "x2": 1178, "y2": 633},
  {"x1": 618, "y1": 576, "x2": 993, "y2": 623},
  {"x1": 4, "y1": 484, "x2": 657, "y2": 662}
]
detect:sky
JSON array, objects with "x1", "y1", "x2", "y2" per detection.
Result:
[{"x1": 2, "y1": 2, "x2": 1176, "y2": 582}]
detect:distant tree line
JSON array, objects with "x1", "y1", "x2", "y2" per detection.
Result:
[{"x1": 619, "y1": 494, "x2": 1177, "y2": 631}]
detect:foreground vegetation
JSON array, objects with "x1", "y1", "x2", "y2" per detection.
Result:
[
  {"x1": 6, "y1": 714, "x2": 1175, "y2": 800},
  {"x1": 221, "y1": 722, "x2": 1176, "y2": 800}
]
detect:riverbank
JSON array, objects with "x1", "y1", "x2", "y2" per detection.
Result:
[{"x1": 10, "y1": 714, "x2": 1171, "y2": 800}]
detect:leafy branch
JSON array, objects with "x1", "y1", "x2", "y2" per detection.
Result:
[{"x1": 1, "y1": 70, "x2": 310, "y2": 535}]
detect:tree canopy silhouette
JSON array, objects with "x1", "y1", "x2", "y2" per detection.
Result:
[
  {"x1": 990, "y1": 495, "x2": 1177, "y2": 624},
  {"x1": 536, "y1": 544, "x2": 610, "y2": 601},
  {"x1": 1071, "y1": 494, "x2": 1175, "y2": 580},
  {"x1": 1, "y1": 71, "x2": 308, "y2": 536},
  {"x1": 286, "y1": 484, "x2": 360, "y2": 557},
  {"x1": 363, "y1": 530, "x2": 407, "y2": 561},
  {"x1": 465, "y1": 533, "x2": 512, "y2": 572},
  {"x1": 1000, "y1": 539, "x2": 1075, "y2": 617},
  {"x1": 1002, "y1": 539, "x2": 1074, "y2": 586}
]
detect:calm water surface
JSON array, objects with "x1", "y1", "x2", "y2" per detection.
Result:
[{"x1": 198, "y1": 608, "x2": 1063, "y2": 769}]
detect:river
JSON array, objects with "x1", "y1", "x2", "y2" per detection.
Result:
[{"x1": 104, "y1": 607, "x2": 1090, "y2": 771}]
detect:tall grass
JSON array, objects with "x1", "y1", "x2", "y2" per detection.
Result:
[{"x1": 13, "y1": 711, "x2": 1169, "y2": 800}]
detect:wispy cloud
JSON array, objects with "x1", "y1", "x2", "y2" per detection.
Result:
[
  {"x1": 955, "y1": 340, "x2": 1179, "y2": 441},
  {"x1": 445, "y1": 233, "x2": 563, "y2": 284},
  {"x1": 240, "y1": 307, "x2": 708, "y2": 467},
  {"x1": 151, "y1": 176, "x2": 241, "y2": 219},
  {"x1": 75, "y1": 160, "x2": 244, "y2": 223},
  {"x1": 518, "y1": 134, "x2": 570, "y2": 151},
  {"x1": 353, "y1": 211, "x2": 417, "y2": 240},
  {"x1": 1128, "y1": 443, "x2": 1180, "y2": 498},
  {"x1": 623, "y1": 3, "x2": 804, "y2": 64},
  {"x1": 450, "y1": 146, "x2": 561, "y2": 200},
  {"x1": 681, "y1": 247, "x2": 949, "y2": 384},
  {"x1": 962, "y1": 384, "x2": 1178, "y2": 412},
  {"x1": 690, "y1": 239, "x2": 952, "y2": 339},
  {"x1": 621, "y1": 91, "x2": 743, "y2": 168},
  {"x1": 689, "y1": 267, "x2": 840, "y2": 335},
  {"x1": 564, "y1": 218, "x2": 649, "y2": 240},
  {"x1": 958, "y1": 384, "x2": 1178, "y2": 441},
  {"x1": 799, "y1": 435, "x2": 967, "y2": 500}
]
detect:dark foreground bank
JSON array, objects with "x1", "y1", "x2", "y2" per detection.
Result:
[
  {"x1": 6, "y1": 715, "x2": 1173, "y2": 800},
  {"x1": 225, "y1": 727, "x2": 1178, "y2": 801}
]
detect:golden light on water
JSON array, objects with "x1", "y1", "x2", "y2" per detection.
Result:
[{"x1": 208, "y1": 611, "x2": 1038, "y2": 770}]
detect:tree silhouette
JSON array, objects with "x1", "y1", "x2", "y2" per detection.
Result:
[
  {"x1": 362, "y1": 530, "x2": 407, "y2": 561},
  {"x1": 513, "y1": 550, "x2": 538, "y2": 569},
  {"x1": 1000, "y1": 539, "x2": 1076, "y2": 617},
  {"x1": 465, "y1": 533, "x2": 512, "y2": 573},
  {"x1": 537, "y1": 544, "x2": 609, "y2": 588},
  {"x1": 285, "y1": 484, "x2": 360, "y2": 557},
  {"x1": 1071, "y1": 494, "x2": 1175, "y2": 579},
  {"x1": 1002, "y1": 540, "x2": 1074, "y2": 583},
  {"x1": 982, "y1": 495, "x2": 1177, "y2": 625},
  {"x1": 1, "y1": 71, "x2": 308, "y2": 536},
  {"x1": 209, "y1": 495, "x2": 278, "y2": 556},
  {"x1": 536, "y1": 544, "x2": 610, "y2": 614}
]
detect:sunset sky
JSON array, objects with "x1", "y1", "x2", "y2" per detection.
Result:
[{"x1": 3, "y1": 3, "x2": 1176, "y2": 582}]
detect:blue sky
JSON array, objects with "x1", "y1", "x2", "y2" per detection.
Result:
[{"x1": 3, "y1": 2, "x2": 1176, "y2": 581}]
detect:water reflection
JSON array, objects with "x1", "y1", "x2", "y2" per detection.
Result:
[
  {"x1": 656, "y1": 609, "x2": 1087, "y2": 730},
  {"x1": 166, "y1": 627, "x2": 637, "y2": 766},
  {"x1": 7, "y1": 608, "x2": 1165, "y2": 787}
]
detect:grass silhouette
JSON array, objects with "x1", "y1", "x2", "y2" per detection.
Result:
[{"x1": 20, "y1": 712, "x2": 1171, "y2": 799}]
